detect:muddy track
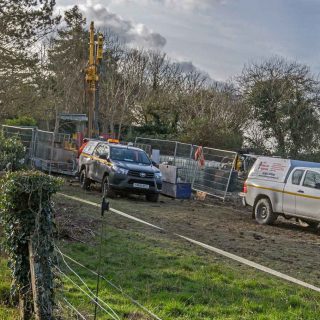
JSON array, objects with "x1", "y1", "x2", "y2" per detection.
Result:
[{"x1": 60, "y1": 183, "x2": 320, "y2": 287}]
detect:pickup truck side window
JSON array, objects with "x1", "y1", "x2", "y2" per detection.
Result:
[
  {"x1": 303, "y1": 171, "x2": 320, "y2": 189},
  {"x1": 292, "y1": 169, "x2": 305, "y2": 185},
  {"x1": 83, "y1": 143, "x2": 96, "y2": 155},
  {"x1": 94, "y1": 144, "x2": 108, "y2": 157}
]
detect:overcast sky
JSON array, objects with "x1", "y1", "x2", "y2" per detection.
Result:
[{"x1": 56, "y1": 0, "x2": 320, "y2": 81}]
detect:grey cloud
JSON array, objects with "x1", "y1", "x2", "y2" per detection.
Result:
[
  {"x1": 79, "y1": 2, "x2": 166, "y2": 49},
  {"x1": 154, "y1": 0, "x2": 223, "y2": 10},
  {"x1": 110, "y1": 0, "x2": 225, "y2": 10},
  {"x1": 173, "y1": 60, "x2": 213, "y2": 80},
  {"x1": 174, "y1": 61, "x2": 198, "y2": 73}
]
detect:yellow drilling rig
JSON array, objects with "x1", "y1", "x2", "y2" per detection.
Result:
[{"x1": 85, "y1": 21, "x2": 104, "y2": 138}]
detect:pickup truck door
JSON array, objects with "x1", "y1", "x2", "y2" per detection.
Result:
[
  {"x1": 96, "y1": 145, "x2": 110, "y2": 182},
  {"x1": 295, "y1": 170, "x2": 320, "y2": 220},
  {"x1": 282, "y1": 169, "x2": 305, "y2": 215},
  {"x1": 91, "y1": 143, "x2": 109, "y2": 182},
  {"x1": 80, "y1": 141, "x2": 99, "y2": 180}
]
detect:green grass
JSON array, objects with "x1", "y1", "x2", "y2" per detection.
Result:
[
  {"x1": 1, "y1": 191, "x2": 320, "y2": 319},
  {"x1": 56, "y1": 224, "x2": 320, "y2": 320},
  {"x1": 0, "y1": 256, "x2": 19, "y2": 320}
]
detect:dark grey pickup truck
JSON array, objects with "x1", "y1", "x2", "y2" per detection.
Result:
[{"x1": 78, "y1": 140, "x2": 162, "y2": 202}]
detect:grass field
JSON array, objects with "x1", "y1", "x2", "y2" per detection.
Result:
[
  {"x1": 1, "y1": 191, "x2": 320, "y2": 319},
  {"x1": 57, "y1": 230, "x2": 320, "y2": 320},
  {"x1": 53, "y1": 194, "x2": 320, "y2": 320},
  {"x1": 0, "y1": 256, "x2": 19, "y2": 320}
]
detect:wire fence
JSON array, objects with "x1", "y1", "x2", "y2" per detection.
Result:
[
  {"x1": 2, "y1": 125, "x2": 36, "y2": 164},
  {"x1": 54, "y1": 245, "x2": 163, "y2": 320},
  {"x1": 135, "y1": 137, "x2": 237, "y2": 200},
  {"x1": 61, "y1": 297, "x2": 88, "y2": 320}
]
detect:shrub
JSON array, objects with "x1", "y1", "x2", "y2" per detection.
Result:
[
  {"x1": 0, "y1": 132, "x2": 25, "y2": 171},
  {"x1": 0, "y1": 171, "x2": 62, "y2": 318},
  {"x1": 4, "y1": 116, "x2": 37, "y2": 127}
]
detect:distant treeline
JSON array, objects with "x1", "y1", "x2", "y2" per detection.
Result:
[{"x1": 1, "y1": 3, "x2": 320, "y2": 160}]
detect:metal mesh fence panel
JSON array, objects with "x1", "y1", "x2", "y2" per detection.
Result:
[
  {"x1": 174, "y1": 142, "x2": 196, "y2": 183},
  {"x1": 2, "y1": 125, "x2": 36, "y2": 163},
  {"x1": 134, "y1": 143, "x2": 152, "y2": 156},
  {"x1": 34, "y1": 130, "x2": 53, "y2": 160},
  {"x1": 2, "y1": 125, "x2": 75, "y2": 175},
  {"x1": 192, "y1": 147, "x2": 237, "y2": 199},
  {"x1": 34, "y1": 130, "x2": 75, "y2": 175},
  {"x1": 34, "y1": 130, "x2": 70, "y2": 160},
  {"x1": 135, "y1": 138, "x2": 177, "y2": 164},
  {"x1": 135, "y1": 137, "x2": 237, "y2": 200}
]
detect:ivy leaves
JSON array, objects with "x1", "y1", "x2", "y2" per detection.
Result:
[
  {"x1": 0, "y1": 132, "x2": 25, "y2": 171},
  {"x1": 0, "y1": 171, "x2": 62, "y2": 304}
]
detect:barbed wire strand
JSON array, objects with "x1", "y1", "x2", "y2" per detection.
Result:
[
  {"x1": 62, "y1": 297, "x2": 88, "y2": 320},
  {"x1": 55, "y1": 246, "x2": 163, "y2": 320},
  {"x1": 54, "y1": 265, "x2": 120, "y2": 320},
  {"x1": 53, "y1": 240, "x2": 76, "y2": 318},
  {"x1": 54, "y1": 248, "x2": 121, "y2": 320},
  {"x1": 54, "y1": 266, "x2": 119, "y2": 320}
]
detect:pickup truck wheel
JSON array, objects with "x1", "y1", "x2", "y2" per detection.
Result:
[
  {"x1": 254, "y1": 198, "x2": 277, "y2": 225},
  {"x1": 80, "y1": 169, "x2": 91, "y2": 190},
  {"x1": 146, "y1": 193, "x2": 159, "y2": 202},
  {"x1": 102, "y1": 176, "x2": 116, "y2": 198}
]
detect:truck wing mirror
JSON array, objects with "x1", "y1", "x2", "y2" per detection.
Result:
[
  {"x1": 315, "y1": 183, "x2": 320, "y2": 190},
  {"x1": 152, "y1": 161, "x2": 159, "y2": 168}
]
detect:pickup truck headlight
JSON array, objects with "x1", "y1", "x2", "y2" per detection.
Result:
[
  {"x1": 112, "y1": 165, "x2": 128, "y2": 175},
  {"x1": 155, "y1": 172, "x2": 162, "y2": 179}
]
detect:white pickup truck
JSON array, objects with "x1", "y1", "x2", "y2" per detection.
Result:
[{"x1": 241, "y1": 157, "x2": 320, "y2": 227}]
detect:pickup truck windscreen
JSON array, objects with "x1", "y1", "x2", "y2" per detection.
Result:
[
  {"x1": 303, "y1": 171, "x2": 320, "y2": 189},
  {"x1": 110, "y1": 147, "x2": 151, "y2": 165}
]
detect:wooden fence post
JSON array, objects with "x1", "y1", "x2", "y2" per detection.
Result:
[
  {"x1": 19, "y1": 287, "x2": 32, "y2": 320},
  {"x1": 28, "y1": 238, "x2": 53, "y2": 320}
]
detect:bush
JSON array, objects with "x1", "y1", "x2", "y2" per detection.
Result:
[
  {"x1": 4, "y1": 116, "x2": 37, "y2": 127},
  {"x1": 0, "y1": 132, "x2": 25, "y2": 171},
  {"x1": 0, "y1": 171, "x2": 62, "y2": 318}
]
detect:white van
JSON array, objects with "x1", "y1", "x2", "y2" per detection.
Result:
[{"x1": 241, "y1": 156, "x2": 320, "y2": 227}]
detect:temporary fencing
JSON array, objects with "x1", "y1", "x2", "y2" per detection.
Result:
[
  {"x1": 2, "y1": 125, "x2": 36, "y2": 164},
  {"x1": 2, "y1": 125, "x2": 77, "y2": 175},
  {"x1": 33, "y1": 129, "x2": 76, "y2": 175},
  {"x1": 1, "y1": 125, "x2": 237, "y2": 198},
  {"x1": 135, "y1": 137, "x2": 237, "y2": 200}
]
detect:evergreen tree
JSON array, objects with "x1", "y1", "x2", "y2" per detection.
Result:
[
  {"x1": 47, "y1": 6, "x2": 88, "y2": 114},
  {"x1": 0, "y1": 0, "x2": 60, "y2": 120}
]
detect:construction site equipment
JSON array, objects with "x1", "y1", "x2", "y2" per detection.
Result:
[
  {"x1": 2, "y1": 125, "x2": 77, "y2": 176},
  {"x1": 85, "y1": 22, "x2": 104, "y2": 138},
  {"x1": 135, "y1": 137, "x2": 237, "y2": 200},
  {"x1": 159, "y1": 164, "x2": 192, "y2": 199}
]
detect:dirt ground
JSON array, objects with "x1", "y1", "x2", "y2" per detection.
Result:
[{"x1": 59, "y1": 181, "x2": 320, "y2": 288}]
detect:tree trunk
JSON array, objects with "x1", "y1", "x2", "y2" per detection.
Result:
[{"x1": 275, "y1": 130, "x2": 286, "y2": 156}]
